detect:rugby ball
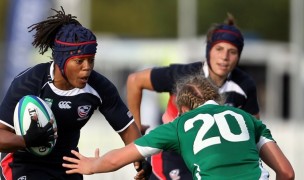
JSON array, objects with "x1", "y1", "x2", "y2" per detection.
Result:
[{"x1": 14, "y1": 95, "x2": 57, "y2": 156}]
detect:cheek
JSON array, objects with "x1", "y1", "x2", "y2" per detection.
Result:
[
  {"x1": 230, "y1": 56, "x2": 239, "y2": 66},
  {"x1": 65, "y1": 66, "x2": 78, "y2": 79},
  {"x1": 209, "y1": 49, "x2": 217, "y2": 58}
]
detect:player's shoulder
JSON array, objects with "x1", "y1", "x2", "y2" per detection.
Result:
[
  {"x1": 10, "y1": 62, "x2": 51, "y2": 94},
  {"x1": 166, "y1": 61, "x2": 203, "y2": 79},
  {"x1": 230, "y1": 67, "x2": 256, "y2": 84},
  {"x1": 220, "y1": 104, "x2": 256, "y2": 119},
  {"x1": 87, "y1": 70, "x2": 118, "y2": 95},
  {"x1": 15, "y1": 61, "x2": 51, "y2": 79},
  {"x1": 88, "y1": 70, "x2": 113, "y2": 85},
  {"x1": 169, "y1": 61, "x2": 202, "y2": 70}
]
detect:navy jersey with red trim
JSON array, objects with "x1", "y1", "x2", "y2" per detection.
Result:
[
  {"x1": 151, "y1": 61, "x2": 259, "y2": 116},
  {"x1": 0, "y1": 61, "x2": 133, "y2": 164}
]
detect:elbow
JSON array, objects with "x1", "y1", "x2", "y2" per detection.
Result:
[
  {"x1": 127, "y1": 73, "x2": 137, "y2": 87},
  {"x1": 277, "y1": 168, "x2": 295, "y2": 180},
  {"x1": 284, "y1": 170, "x2": 295, "y2": 180}
]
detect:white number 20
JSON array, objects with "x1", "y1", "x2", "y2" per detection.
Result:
[{"x1": 184, "y1": 110, "x2": 249, "y2": 154}]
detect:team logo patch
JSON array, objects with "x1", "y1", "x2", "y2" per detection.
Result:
[
  {"x1": 127, "y1": 110, "x2": 133, "y2": 118},
  {"x1": 17, "y1": 176, "x2": 27, "y2": 180},
  {"x1": 58, "y1": 101, "x2": 72, "y2": 109},
  {"x1": 169, "y1": 169, "x2": 180, "y2": 180},
  {"x1": 77, "y1": 105, "x2": 91, "y2": 119},
  {"x1": 44, "y1": 98, "x2": 53, "y2": 108}
]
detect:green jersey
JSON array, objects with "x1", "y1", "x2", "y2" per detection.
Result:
[{"x1": 135, "y1": 100, "x2": 273, "y2": 180}]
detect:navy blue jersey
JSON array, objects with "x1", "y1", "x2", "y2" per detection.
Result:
[
  {"x1": 151, "y1": 61, "x2": 259, "y2": 117},
  {"x1": 0, "y1": 61, "x2": 133, "y2": 164}
]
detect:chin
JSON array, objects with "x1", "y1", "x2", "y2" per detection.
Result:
[
  {"x1": 75, "y1": 84, "x2": 86, "y2": 89},
  {"x1": 215, "y1": 70, "x2": 228, "y2": 77}
]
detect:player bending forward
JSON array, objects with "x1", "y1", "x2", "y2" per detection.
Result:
[{"x1": 63, "y1": 75, "x2": 294, "y2": 180}]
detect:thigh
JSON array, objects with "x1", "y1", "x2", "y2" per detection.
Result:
[
  {"x1": 10, "y1": 161, "x2": 83, "y2": 180},
  {"x1": 162, "y1": 151, "x2": 192, "y2": 180},
  {"x1": 148, "y1": 151, "x2": 192, "y2": 180},
  {"x1": 1, "y1": 153, "x2": 13, "y2": 180}
]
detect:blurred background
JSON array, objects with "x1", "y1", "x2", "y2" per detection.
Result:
[{"x1": 0, "y1": 0, "x2": 303, "y2": 179}]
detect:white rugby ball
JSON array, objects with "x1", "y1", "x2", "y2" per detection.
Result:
[{"x1": 14, "y1": 95, "x2": 57, "y2": 156}]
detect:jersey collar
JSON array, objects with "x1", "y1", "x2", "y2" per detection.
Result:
[
  {"x1": 202, "y1": 61, "x2": 232, "y2": 80},
  {"x1": 202, "y1": 61, "x2": 209, "y2": 77},
  {"x1": 49, "y1": 61, "x2": 55, "y2": 81},
  {"x1": 197, "y1": 100, "x2": 219, "y2": 108}
]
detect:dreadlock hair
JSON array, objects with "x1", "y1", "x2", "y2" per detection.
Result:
[
  {"x1": 175, "y1": 74, "x2": 223, "y2": 113},
  {"x1": 28, "y1": 6, "x2": 81, "y2": 55}
]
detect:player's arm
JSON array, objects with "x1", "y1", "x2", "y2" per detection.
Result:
[
  {"x1": 252, "y1": 113, "x2": 260, "y2": 119},
  {"x1": 119, "y1": 122, "x2": 141, "y2": 145},
  {"x1": 0, "y1": 116, "x2": 56, "y2": 153},
  {"x1": 119, "y1": 121, "x2": 152, "y2": 179},
  {"x1": 0, "y1": 122, "x2": 25, "y2": 152},
  {"x1": 259, "y1": 141, "x2": 295, "y2": 180},
  {"x1": 63, "y1": 143, "x2": 144, "y2": 175},
  {"x1": 126, "y1": 68, "x2": 154, "y2": 132}
]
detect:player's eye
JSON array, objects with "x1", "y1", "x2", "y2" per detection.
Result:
[
  {"x1": 74, "y1": 59, "x2": 84, "y2": 64},
  {"x1": 229, "y1": 50, "x2": 238, "y2": 55},
  {"x1": 87, "y1": 58, "x2": 95, "y2": 64}
]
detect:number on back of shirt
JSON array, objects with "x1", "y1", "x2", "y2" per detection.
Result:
[{"x1": 184, "y1": 110, "x2": 249, "y2": 154}]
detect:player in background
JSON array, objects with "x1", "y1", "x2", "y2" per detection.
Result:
[
  {"x1": 0, "y1": 7, "x2": 150, "y2": 180},
  {"x1": 126, "y1": 13, "x2": 260, "y2": 179},
  {"x1": 63, "y1": 74, "x2": 295, "y2": 180}
]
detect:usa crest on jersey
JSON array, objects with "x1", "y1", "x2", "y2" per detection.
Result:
[{"x1": 77, "y1": 105, "x2": 91, "y2": 120}]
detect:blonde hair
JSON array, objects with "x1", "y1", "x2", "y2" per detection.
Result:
[{"x1": 175, "y1": 74, "x2": 223, "y2": 112}]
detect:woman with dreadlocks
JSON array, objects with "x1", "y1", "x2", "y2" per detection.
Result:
[{"x1": 0, "y1": 7, "x2": 150, "y2": 180}]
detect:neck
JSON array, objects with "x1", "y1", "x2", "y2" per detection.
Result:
[
  {"x1": 208, "y1": 70, "x2": 226, "y2": 87},
  {"x1": 53, "y1": 65, "x2": 73, "y2": 90}
]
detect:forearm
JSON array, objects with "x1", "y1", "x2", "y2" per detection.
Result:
[
  {"x1": 120, "y1": 122, "x2": 141, "y2": 145},
  {"x1": 0, "y1": 129, "x2": 25, "y2": 152},
  {"x1": 127, "y1": 75, "x2": 143, "y2": 129},
  {"x1": 260, "y1": 142, "x2": 294, "y2": 180},
  {"x1": 92, "y1": 144, "x2": 145, "y2": 174},
  {"x1": 126, "y1": 69, "x2": 154, "y2": 130},
  {"x1": 91, "y1": 149, "x2": 127, "y2": 173}
]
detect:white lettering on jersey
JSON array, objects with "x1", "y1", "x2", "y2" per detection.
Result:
[
  {"x1": 58, "y1": 101, "x2": 72, "y2": 109},
  {"x1": 193, "y1": 164, "x2": 201, "y2": 180},
  {"x1": 184, "y1": 110, "x2": 249, "y2": 154},
  {"x1": 17, "y1": 176, "x2": 27, "y2": 180}
]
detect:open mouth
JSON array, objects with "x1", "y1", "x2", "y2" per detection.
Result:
[{"x1": 79, "y1": 76, "x2": 89, "y2": 83}]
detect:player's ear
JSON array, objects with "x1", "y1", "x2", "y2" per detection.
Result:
[{"x1": 180, "y1": 106, "x2": 190, "y2": 114}]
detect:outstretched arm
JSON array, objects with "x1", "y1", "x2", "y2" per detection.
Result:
[
  {"x1": 118, "y1": 120, "x2": 153, "y2": 179},
  {"x1": 63, "y1": 143, "x2": 144, "y2": 175},
  {"x1": 259, "y1": 141, "x2": 295, "y2": 180},
  {"x1": 127, "y1": 68, "x2": 154, "y2": 132}
]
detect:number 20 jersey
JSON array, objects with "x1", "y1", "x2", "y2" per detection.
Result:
[{"x1": 135, "y1": 100, "x2": 273, "y2": 180}]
